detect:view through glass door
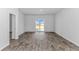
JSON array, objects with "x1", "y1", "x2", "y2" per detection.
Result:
[{"x1": 36, "y1": 19, "x2": 44, "y2": 32}]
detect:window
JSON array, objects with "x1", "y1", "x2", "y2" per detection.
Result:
[{"x1": 36, "y1": 19, "x2": 44, "y2": 32}]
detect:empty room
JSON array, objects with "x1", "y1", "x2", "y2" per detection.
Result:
[{"x1": 0, "y1": 8, "x2": 79, "y2": 51}]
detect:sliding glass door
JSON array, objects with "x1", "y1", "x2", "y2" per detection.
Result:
[{"x1": 36, "y1": 19, "x2": 44, "y2": 32}]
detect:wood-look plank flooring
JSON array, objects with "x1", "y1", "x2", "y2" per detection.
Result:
[{"x1": 2, "y1": 32, "x2": 79, "y2": 51}]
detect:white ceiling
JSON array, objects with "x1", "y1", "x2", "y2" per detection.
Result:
[{"x1": 19, "y1": 8, "x2": 62, "y2": 15}]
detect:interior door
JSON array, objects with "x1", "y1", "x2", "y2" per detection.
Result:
[{"x1": 10, "y1": 14, "x2": 16, "y2": 39}]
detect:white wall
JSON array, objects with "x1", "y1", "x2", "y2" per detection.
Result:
[
  {"x1": 0, "y1": 8, "x2": 9, "y2": 50},
  {"x1": 24, "y1": 14, "x2": 54, "y2": 32},
  {"x1": 0, "y1": 8, "x2": 24, "y2": 50},
  {"x1": 55, "y1": 8, "x2": 79, "y2": 46}
]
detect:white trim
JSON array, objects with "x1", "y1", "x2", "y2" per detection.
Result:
[
  {"x1": 55, "y1": 32, "x2": 79, "y2": 47},
  {"x1": 0, "y1": 42, "x2": 9, "y2": 51}
]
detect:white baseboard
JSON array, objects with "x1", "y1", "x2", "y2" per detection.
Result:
[
  {"x1": 0, "y1": 42, "x2": 9, "y2": 51},
  {"x1": 55, "y1": 32, "x2": 79, "y2": 47}
]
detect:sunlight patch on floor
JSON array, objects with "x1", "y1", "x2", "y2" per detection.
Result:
[{"x1": 34, "y1": 32, "x2": 46, "y2": 40}]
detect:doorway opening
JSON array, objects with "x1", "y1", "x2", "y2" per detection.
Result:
[
  {"x1": 9, "y1": 14, "x2": 16, "y2": 40},
  {"x1": 36, "y1": 19, "x2": 44, "y2": 32}
]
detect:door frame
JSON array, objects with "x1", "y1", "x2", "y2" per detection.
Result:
[{"x1": 9, "y1": 13, "x2": 16, "y2": 40}]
